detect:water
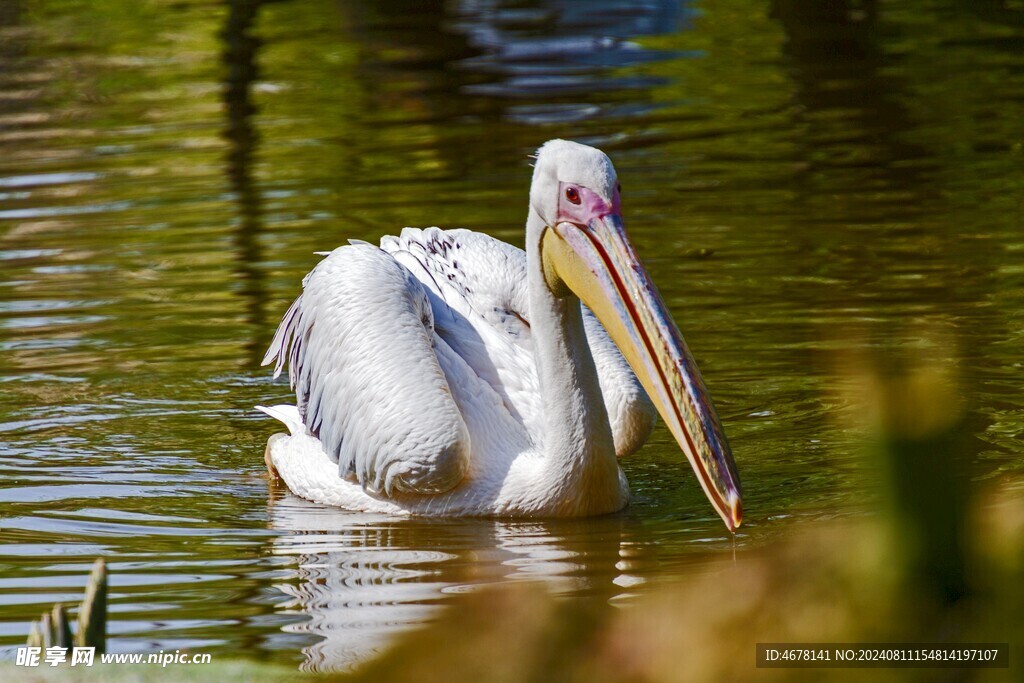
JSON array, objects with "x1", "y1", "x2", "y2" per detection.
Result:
[{"x1": 1, "y1": 0, "x2": 1022, "y2": 671}]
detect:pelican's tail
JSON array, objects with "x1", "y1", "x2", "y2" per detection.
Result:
[{"x1": 256, "y1": 404, "x2": 305, "y2": 437}]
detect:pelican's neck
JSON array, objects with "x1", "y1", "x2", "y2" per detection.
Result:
[{"x1": 526, "y1": 208, "x2": 622, "y2": 511}]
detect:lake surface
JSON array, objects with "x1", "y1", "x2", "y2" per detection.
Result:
[{"x1": 1, "y1": 0, "x2": 1022, "y2": 671}]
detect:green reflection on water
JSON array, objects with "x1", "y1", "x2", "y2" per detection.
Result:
[{"x1": 0, "y1": 0, "x2": 1021, "y2": 670}]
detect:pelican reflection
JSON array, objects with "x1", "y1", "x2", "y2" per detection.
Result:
[{"x1": 266, "y1": 491, "x2": 652, "y2": 672}]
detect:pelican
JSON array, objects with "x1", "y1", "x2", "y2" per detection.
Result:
[{"x1": 259, "y1": 140, "x2": 742, "y2": 530}]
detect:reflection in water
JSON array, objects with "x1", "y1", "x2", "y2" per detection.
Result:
[
  {"x1": 450, "y1": 0, "x2": 685, "y2": 119},
  {"x1": 0, "y1": 1, "x2": 23, "y2": 51},
  {"x1": 222, "y1": 0, "x2": 270, "y2": 364},
  {"x1": 770, "y1": 0, "x2": 1003, "y2": 458},
  {"x1": 339, "y1": 0, "x2": 687, "y2": 131},
  {"x1": 267, "y1": 491, "x2": 645, "y2": 672},
  {"x1": 772, "y1": 0, "x2": 935, "y2": 210}
]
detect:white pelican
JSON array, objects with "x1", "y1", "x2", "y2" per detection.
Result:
[{"x1": 259, "y1": 139, "x2": 742, "y2": 530}]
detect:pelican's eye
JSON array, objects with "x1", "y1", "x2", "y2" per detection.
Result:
[{"x1": 565, "y1": 187, "x2": 580, "y2": 204}]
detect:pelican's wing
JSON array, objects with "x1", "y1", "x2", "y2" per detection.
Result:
[
  {"x1": 262, "y1": 244, "x2": 470, "y2": 496},
  {"x1": 380, "y1": 227, "x2": 655, "y2": 456},
  {"x1": 380, "y1": 228, "x2": 531, "y2": 343},
  {"x1": 381, "y1": 228, "x2": 542, "y2": 435}
]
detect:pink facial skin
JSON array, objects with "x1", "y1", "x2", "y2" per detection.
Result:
[{"x1": 556, "y1": 181, "x2": 622, "y2": 226}]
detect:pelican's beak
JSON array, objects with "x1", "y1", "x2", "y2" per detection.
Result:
[{"x1": 542, "y1": 215, "x2": 742, "y2": 531}]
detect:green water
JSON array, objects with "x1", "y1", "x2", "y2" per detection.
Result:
[{"x1": 1, "y1": 0, "x2": 1022, "y2": 671}]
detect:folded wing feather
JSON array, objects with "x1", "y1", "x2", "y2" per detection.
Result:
[{"x1": 262, "y1": 244, "x2": 470, "y2": 496}]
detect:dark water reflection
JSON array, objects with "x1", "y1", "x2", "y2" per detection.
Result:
[{"x1": 0, "y1": 0, "x2": 1022, "y2": 671}]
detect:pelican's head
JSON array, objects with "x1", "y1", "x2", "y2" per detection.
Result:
[{"x1": 530, "y1": 139, "x2": 743, "y2": 531}]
